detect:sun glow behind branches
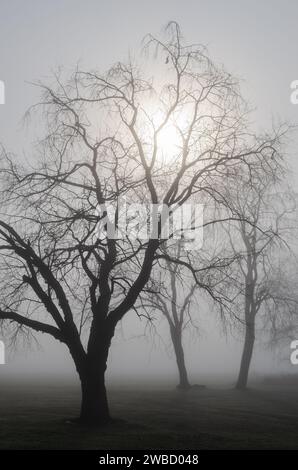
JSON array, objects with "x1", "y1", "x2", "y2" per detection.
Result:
[
  {"x1": 157, "y1": 120, "x2": 182, "y2": 162},
  {"x1": 137, "y1": 103, "x2": 188, "y2": 166}
]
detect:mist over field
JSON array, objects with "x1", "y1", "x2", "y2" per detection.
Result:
[{"x1": 2, "y1": 312, "x2": 293, "y2": 387}]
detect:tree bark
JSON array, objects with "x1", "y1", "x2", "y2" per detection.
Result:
[
  {"x1": 236, "y1": 320, "x2": 255, "y2": 390},
  {"x1": 70, "y1": 320, "x2": 114, "y2": 426},
  {"x1": 79, "y1": 363, "x2": 110, "y2": 425},
  {"x1": 170, "y1": 327, "x2": 191, "y2": 389}
]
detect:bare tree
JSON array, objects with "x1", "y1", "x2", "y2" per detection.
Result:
[
  {"x1": 145, "y1": 228, "x2": 238, "y2": 390},
  {"x1": 0, "y1": 22, "x2": 284, "y2": 425},
  {"x1": 144, "y1": 242, "x2": 197, "y2": 389},
  {"x1": 220, "y1": 165, "x2": 295, "y2": 389}
]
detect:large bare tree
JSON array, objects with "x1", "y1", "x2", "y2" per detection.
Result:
[{"x1": 0, "y1": 23, "x2": 284, "y2": 424}]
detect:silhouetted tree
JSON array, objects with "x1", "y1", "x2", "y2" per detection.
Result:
[
  {"x1": 0, "y1": 22, "x2": 285, "y2": 424},
  {"x1": 145, "y1": 242, "x2": 197, "y2": 389},
  {"x1": 220, "y1": 166, "x2": 295, "y2": 389},
  {"x1": 145, "y1": 232, "x2": 236, "y2": 389}
]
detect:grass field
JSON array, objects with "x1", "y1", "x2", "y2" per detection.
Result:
[{"x1": 0, "y1": 378, "x2": 298, "y2": 449}]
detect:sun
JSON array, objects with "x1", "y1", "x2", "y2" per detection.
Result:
[
  {"x1": 138, "y1": 102, "x2": 186, "y2": 165},
  {"x1": 157, "y1": 122, "x2": 181, "y2": 160}
]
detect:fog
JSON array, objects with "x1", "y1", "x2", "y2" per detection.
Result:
[
  {"x1": 2, "y1": 307, "x2": 293, "y2": 386},
  {"x1": 0, "y1": 0, "x2": 297, "y2": 385}
]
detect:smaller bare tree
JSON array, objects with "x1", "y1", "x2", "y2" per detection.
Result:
[
  {"x1": 144, "y1": 232, "x2": 237, "y2": 390},
  {"x1": 221, "y1": 164, "x2": 295, "y2": 389},
  {"x1": 147, "y1": 252, "x2": 197, "y2": 389}
]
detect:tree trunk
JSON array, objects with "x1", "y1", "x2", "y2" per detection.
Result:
[
  {"x1": 66, "y1": 329, "x2": 111, "y2": 426},
  {"x1": 79, "y1": 363, "x2": 110, "y2": 425},
  {"x1": 236, "y1": 320, "x2": 255, "y2": 390},
  {"x1": 74, "y1": 317, "x2": 116, "y2": 426},
  {"x1": 170, "y1": 327, "x2": 191, "y2": 389}
]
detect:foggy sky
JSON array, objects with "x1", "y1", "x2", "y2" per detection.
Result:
[{"x1": 0, "y1": 0, "x2": 297, "y2": 383}]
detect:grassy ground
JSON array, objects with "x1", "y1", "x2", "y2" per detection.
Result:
[{"x1": 0, "y1": 380, "x2": 298, "y2": 449}]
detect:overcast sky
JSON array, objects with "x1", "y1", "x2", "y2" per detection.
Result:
[{"x1": 0, "y1": 0, "x2": 297, "y2": 384}]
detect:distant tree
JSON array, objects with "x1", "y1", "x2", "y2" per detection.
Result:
[
  {"x1": 144, "y1": 240, "x2": 197, "y2": 389},
  {"x1": 221, "y1": 165, "x2": 295, "y2": 389},
  {"x1": 145, "y1": 231, "x2": 236, "y2": 390},
  {"x1": 0, "y1": 22, "x2": 285, "y2": 425}
]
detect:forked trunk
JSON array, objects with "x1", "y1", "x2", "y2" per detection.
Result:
[
  {"x1": 171, "y1": 327, "x2": 191, "y2": 389},
  {"x1": 236, "y1": 320, "x2": 255, "y2": 390}
]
